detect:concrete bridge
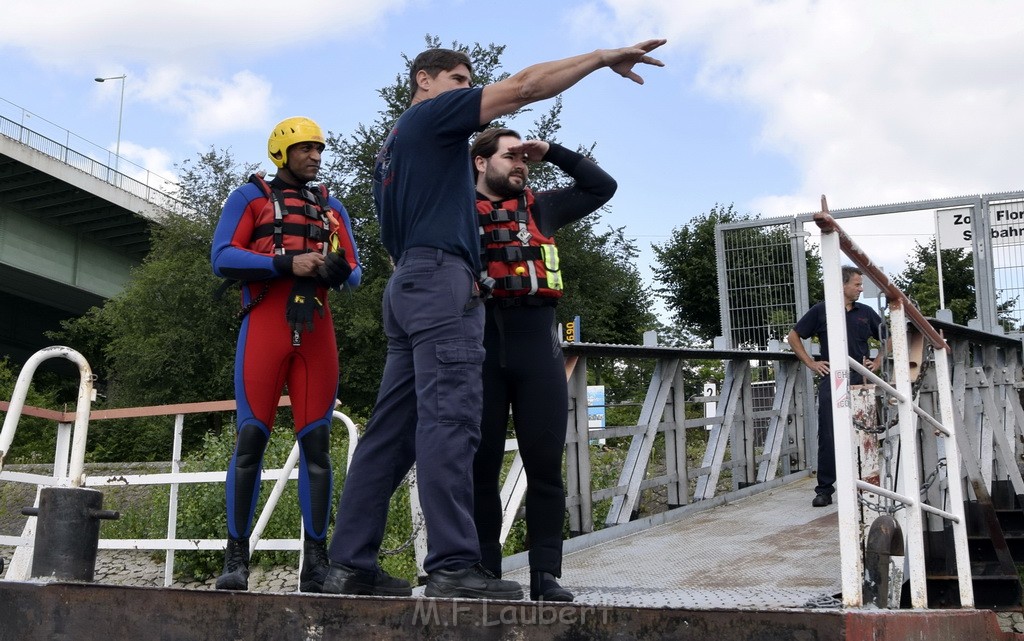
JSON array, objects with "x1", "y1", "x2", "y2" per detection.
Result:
[{"x1": 0, "y1": 111, "x2": 184, "y2": 363}]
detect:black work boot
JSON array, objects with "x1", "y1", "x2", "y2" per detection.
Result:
[
  {"x1": 322, "y1": 562, "x2": 413, "y2": 596},
  {"x1": 299, "y1": 538, "x2": 331, "y2": 593},
  {"x1": 530, "y1": 570, "x2": 574, "y2": 602},
  {"x1": 811, "y1": 493, "x2": 833, "y2": 507},
  {"x1": 215, "y1": 537, "x2": 250, "y2": 590},
  {"x1": 424, "y1": 563, "x2": 523, "y2": 599}
]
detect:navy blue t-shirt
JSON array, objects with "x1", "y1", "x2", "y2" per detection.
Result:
[
  {"x1": 793, "y1": 301, "x2": 883, "y2": 384},
  {"x1": 373, "y1": 87, "x2": 483, "y2": 271}
]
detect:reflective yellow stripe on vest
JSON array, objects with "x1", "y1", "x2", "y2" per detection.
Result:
[{"x1": 541, "y1": 244, "x2": 562, "y2": 291}]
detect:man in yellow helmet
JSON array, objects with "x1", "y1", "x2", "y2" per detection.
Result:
[{"x1": 211, "y1": 116, "x2": 361, "y2": 592}]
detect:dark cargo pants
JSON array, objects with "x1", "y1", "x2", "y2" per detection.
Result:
[{"x1": 328, "y1": 248, "x2": 486, "y2": 574}]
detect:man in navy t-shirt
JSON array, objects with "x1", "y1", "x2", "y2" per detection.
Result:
[
  {"x1": 325, "y1": 41, "x2": 667, "y2": 599},
  {"x1": 788, "y1": 265, "x2": 884, "y2": 507}
]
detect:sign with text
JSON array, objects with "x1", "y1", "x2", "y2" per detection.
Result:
[
  {"x1": 563, "y1": 315, "x2": 581, "y2": 343},
  {"x1": 935, "y1": 207, "x2": 974, "y2": 250},
  {"x1": 936, "y1": 200, "x2": 1024, "y2": 250}
]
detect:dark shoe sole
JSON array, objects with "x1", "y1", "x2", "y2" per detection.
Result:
[
  {"x1": 531, "y1": 590, "x2": 574, "y2": 602},
  {"x1": 322, "y1": 578, "x2": 412, "y2": 597},
  {"x1": 811, "y1": 495, "x2": 833, "y2": 507},
  {"x1": 425, "y1": 583, "x2": 524, "y2": 600},
  {"x1": 215, "y1": 575, "x2": 248, "y2": 591}
]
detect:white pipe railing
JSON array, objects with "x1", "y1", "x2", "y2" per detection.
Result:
[
  {"x1": 0, "y1": 347, "x2": 362, "y2": 588},
  {"x1": 816, "y1": 196, "x2": 973, "y2": 609},
  {"x1": 0, "y1": 346, "x2": 93, "y2": 487}
]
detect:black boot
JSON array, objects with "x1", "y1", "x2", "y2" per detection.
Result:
[
  {"x1": 216, "y1": 537, "x2": 250, "y2": 590},
  {"x1": 530, "y1": 570, "x2": 574, "y2": 602},
  {"x1": 300, "y1": 538, "x2": 331, "y2": 593}
]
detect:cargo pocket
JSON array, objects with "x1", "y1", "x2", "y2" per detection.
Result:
[{"x1": 435, "y1": 339, "x2": 486, "y2": 425}]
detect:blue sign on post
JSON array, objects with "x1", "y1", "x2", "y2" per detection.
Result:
[{"x1": 587, "y1": 385, "x2": 605, "y2": 444}]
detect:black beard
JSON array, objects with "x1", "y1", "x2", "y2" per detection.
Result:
[{"x1": 484, "y1": 171, "x2": 525, "y2": 199}]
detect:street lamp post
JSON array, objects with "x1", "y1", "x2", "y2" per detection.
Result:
[{"x1": 94, "y1": 74, "x2": 126, "y2": 173}]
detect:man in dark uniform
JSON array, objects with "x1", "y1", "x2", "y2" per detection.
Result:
[
  {"x1": 324, "y1": 40, "x2": 666, "y2": 599},
  {"x1": 471, "y1": 128, "x2": 616, "y2": 601},
  {"x1": 787, "y1": 265, "x2": 884, "y2": 507}
]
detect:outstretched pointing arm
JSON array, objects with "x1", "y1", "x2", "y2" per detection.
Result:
[{"x1": 479, "y1": 39, "x2": 667, "y2": 125}]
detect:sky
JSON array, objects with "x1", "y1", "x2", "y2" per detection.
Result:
[{"x1": 3, "y1": 0, "x2": 1024, "y2": 325}]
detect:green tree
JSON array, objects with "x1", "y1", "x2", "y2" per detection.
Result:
[
  {"x1": 0, "y1": 357, "x2": 61, "y2": 463},
  {"x1": 59, "y1": 150, "x2": 247, "y2": 408},
  {"x1": 55, "y1": 150, "x2": 249, "y2": 457},
  {"x1": 892, "y1": 237, "x2": 1016, "y2": 328},
  {"x1": 652, "y1": 204, "x2": 743, "y2": 343}
]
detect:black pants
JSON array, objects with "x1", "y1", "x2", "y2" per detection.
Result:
[
  {"x1": 329, "y1": 249, "x2": 485, "y2": 574},
  {"x1": 816, "y1": 379, "x2": 835, "y2": 495},
  {"x1": 473, "y1": 303, "x2": 567, "y2": 576}
]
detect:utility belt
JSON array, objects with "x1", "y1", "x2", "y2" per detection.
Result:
[{"x1": 486, "y1": 295, "x2": 558, "y2": 309}]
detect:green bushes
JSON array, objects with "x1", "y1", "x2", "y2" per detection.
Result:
[
  {"x1": 100, "y1": 408, "x2": 381, "y2": 581},
  {"x1": 0, "y1": 357, "x2": 60, "y2": 464}
]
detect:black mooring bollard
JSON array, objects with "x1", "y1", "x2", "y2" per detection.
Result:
[
  {"x1": 21, "y1": 487, "x2": 120, "y2": 581},
  {"x1": 863, "y1": 514, "x2": 905, "y2": 608}
]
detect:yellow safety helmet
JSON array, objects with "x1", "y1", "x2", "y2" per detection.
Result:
[{"x1": 267, "y1": 117, "x2": 325, "y2": 168}]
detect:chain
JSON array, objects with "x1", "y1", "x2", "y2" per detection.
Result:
[
  {"x1": 857, "y1": 459, "x2": 946, "y2": 515},
  {"x1": 237, "y1": 282, "x2": 271, "y2": 319},
  {"x1": 918, "y1": 459, "x2": 946, "y2": 494},
  {"x1": 379, "y1": 469, "x2": 425, "y2": 557},
  {"x1": 802, "y1": 594, "x2": 844, "y2": 609},
  {"x1": 851, "y1": 300, "x2": 949, "y2": 517},
  {"x1": 911, "y1": 344, "x2": 933, "y2": 398}
]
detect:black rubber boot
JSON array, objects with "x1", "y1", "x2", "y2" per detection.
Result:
[
  {"x1": 530, "y1": 570, "x2": 574, "y2": 602},
  {"x1": 215, "y1": 537, "x2": 250, "y2": 590},
  {"x1": 299, "y1": 538, "x2": 330, "y2": 593}
]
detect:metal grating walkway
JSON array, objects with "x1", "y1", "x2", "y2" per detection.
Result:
[{"x1": 499, "y1": 476, "x2": 842, "y2": 610}]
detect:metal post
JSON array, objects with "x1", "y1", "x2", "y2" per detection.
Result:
[
  {"x1": 819, "y1": 228, "x2": 864, "y2": 607},
  {"x1": 94, "y1": 74, "x2": 126, "y2": 175}
]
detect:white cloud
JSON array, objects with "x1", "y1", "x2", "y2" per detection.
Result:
[
  {"x1": 1, "y1": 0, "x2": 410, "y2": 67},
  {"x1": 116, "y1": 141, "x2": 177, "y2": 186},
  {"x1": 3, "y1": 0, "x2": 409, "y2": 158},
  {"x1": 159, "y1": 69, "x2": 277, "y2": 140},
  {"x1": 589, "y1": 0, "x2": 1024, "y2": 214}
]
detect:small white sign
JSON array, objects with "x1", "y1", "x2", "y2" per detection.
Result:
[
  {"x1": 935, "y1": 206, "x2": 973, "y2": 250},
  {"x1": 703, "y1": 382, "x2": 717, "y2": 425}
]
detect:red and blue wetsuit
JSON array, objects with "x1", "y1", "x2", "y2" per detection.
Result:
[{"x1": 211, "y1": 174, "x2": 361, "y2": 543}]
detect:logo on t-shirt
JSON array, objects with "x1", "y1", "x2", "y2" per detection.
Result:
[{"x1": 375, "y1": 126, "x2": 397, "y2": 188}]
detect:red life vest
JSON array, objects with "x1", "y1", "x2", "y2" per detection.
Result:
[
  {"x1": 247, "y1": 173, "x2": 357, "y2": 271},
  {"x1": 478, "y1": 190, "x2": 563, "y2": 302}
]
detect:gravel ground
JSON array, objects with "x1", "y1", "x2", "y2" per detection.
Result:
[{"x1": 0, "y1": 544, "x2": 305, "y2": 592}]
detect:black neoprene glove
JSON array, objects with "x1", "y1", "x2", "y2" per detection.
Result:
[
  {"x1": 285, "y1": 278, "x2": 323, "y2": 338},
  {"x1": 314, "y1": 248, "x2": 353, "y2": 288}
]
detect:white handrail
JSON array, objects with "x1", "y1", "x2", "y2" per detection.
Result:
[
  {"x1": 0, "y1": 346, "x2": 93, "y2": 487},
  {"x1": 817, "y1": 202, "x2": 974, "y2": 609},
  {"x1": 0, "y1": 348, "x2": 364, "y2": 587}
]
